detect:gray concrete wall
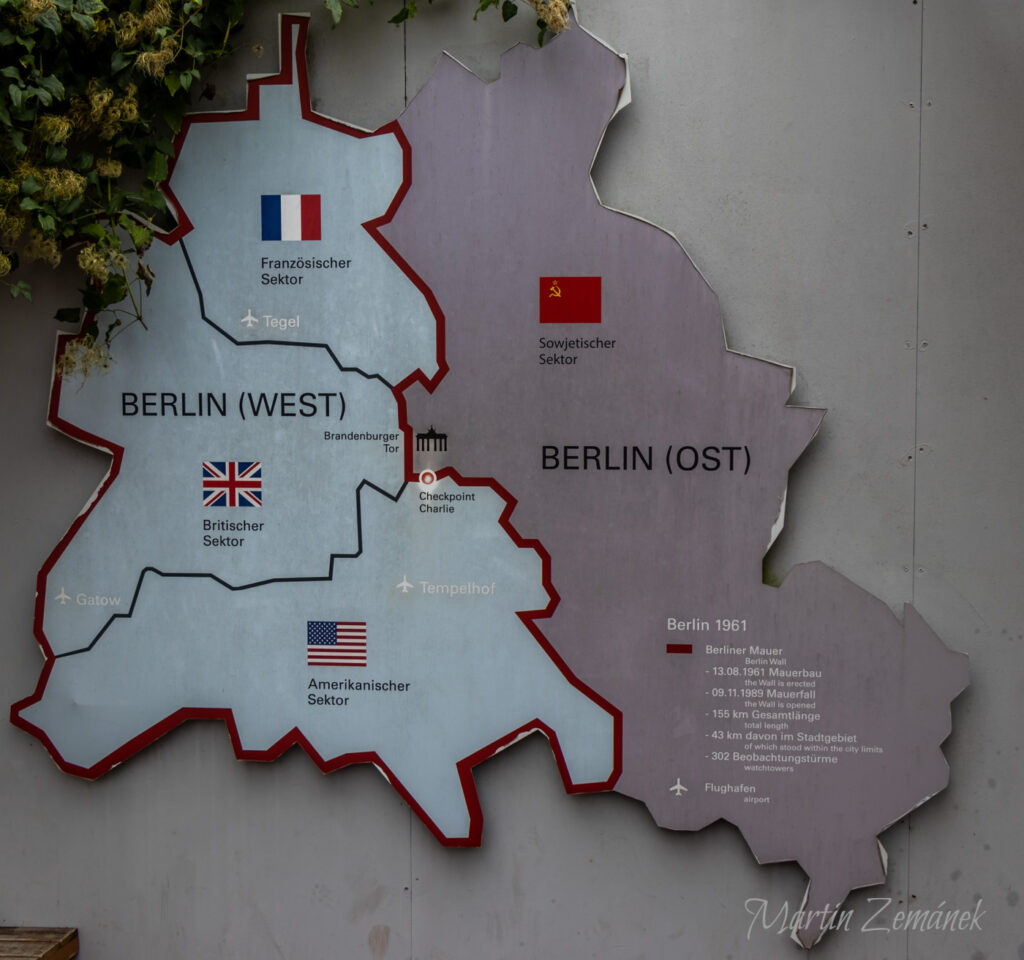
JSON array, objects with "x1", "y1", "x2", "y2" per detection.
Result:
[{"x1": 1, "y1": 1, "x2": 1018, "y2": 957}]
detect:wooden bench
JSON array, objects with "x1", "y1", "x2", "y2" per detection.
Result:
[{"x1": 0, "y1": 929, "x2": 78, "y2": 960}]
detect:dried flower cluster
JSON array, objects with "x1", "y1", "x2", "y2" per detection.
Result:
[
  {"x1": 115, "y1": 1, "x2": 172, "y2": 48},
  {"x1": 55, "y1": 334, "x2": 113, "y2": 380},
  {"x1": 526, "y1": 0, "x2": 571, "y2": 34},
  {"x1": 136, "y1": 38, "x2": 177, "y2": 79},
  {"x1": 0, "y1": 207, "x2": 26, "y2": 248},
  {"x1": 22, "y1": 228, "x2": 61, "y2": 267},
  {"x1": 65, "y1": 81, "x2": 141, "y2": 142},
  {"x1": 76, "y1": 242, "x2": 128, "y2": 283},
  {"x1": 18, "y1": 0, "x2": 56, "y2": 25},
  {"x1": 95, "y1": 158, "x2": 123, "y2": 179},
  {"x1": 36, "y1": 115, "x2": 73, "y2": 144}
]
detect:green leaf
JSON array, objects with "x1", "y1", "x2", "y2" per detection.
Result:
[
  {"x1": 474, "y1": 0, "x2": 499, "y2": 18},
  {"x1": 146, "y1": 151, "x2": 169, "y2": 184},
  {"x1": 70, "y1": 12, "x2": 96, "y2": 31},
  {"x1": 0, "y1": 29, "x2": 15, "y2": 45},
  {"x1": 100, "y1": 273, "x2": 128, "y2": 307},
  {"x1": 9, "y1": 281, "x2": 32, "y2": 301},
  {"x1": 45, "y1": 144, "x2": 68, "y2": 164},
  {"x1": 9, "y1": 129, "x2": 26, "y2": 154},
  {"x1": 111, "y1": 50, "x2": 131, "y2": 73},
  {"x1": 57, "y1": 193, "x2": 84, "y2": 215},
  {"x1": 77, "y1": 0, "x2": 106, "y2": 15},
  {"x1": 140, "y1": 185, "x2": 167, "y2": 211},
  {"x1": 81, "y1": 285, "x2": 103, "y2": 312},
  {"x1": 124, "y1": 217, "x2": 153, "y2": 252},
  {"x1": 0, "y1": 66, "x2": 18, "y2": 81},
  {"x1": 0, "y1": 99, "x2": 9, "y2": 127},
  {"x1": 55, "y1": 307, "x2": 82, "y2": 324},
  {"x1": 21, "y1": 175, "x2": 42, "y2": 195},
  {"x1": 178, "y1": 70, "x2": 193, "y2": 92},
  {"x1": 36, "y1": 74, "x2": 65, "y2": 99},
  {"x1": 79, "y1": 223, "x2": 108, "y2": 241},
  {"x1": 37, "y1": 213, "x2": 56, "y2": 234},
  {"x1": 8, "y1": 83, "x2": 24, "y2": 109},
  {"x1": 36, "y1": 7, "x2": 62, "y2": 35},
  {"x1": 324, "y1": 0, "x2": 345, "y2": 26},
  {"x1": 501, "y1": 0, "x2": 518, "y2": 21},
  {"x1": 30, "y1": 85, "x2": 52, "y2": 107},
  {"x1": 19, "y1": 196, "x2": 41, "y2": 211},
  {"x1": 161, "y1": 104, "x2": 185, "y2": 133},
  {"x1": 389, "y1": 1, "x2": 416, "y2": 23}
]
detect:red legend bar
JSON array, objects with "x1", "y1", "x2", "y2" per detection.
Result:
[{"x1": 666, "y1": 643, "x2": 693, "y2": 655}]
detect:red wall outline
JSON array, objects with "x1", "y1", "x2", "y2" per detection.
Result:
[{"x1": 11, "y1": 13, "x2": 622, "y2": 846}]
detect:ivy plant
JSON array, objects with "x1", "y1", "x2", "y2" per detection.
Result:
[{"x1": 1, "y1": 0, "x2": 246, "y2": 371}]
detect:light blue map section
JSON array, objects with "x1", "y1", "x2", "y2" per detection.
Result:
[
  {"x1": 25, "y1": 480, "x2": 615, "y2": 839},
  {"x1": 45, "y1": 239, "x2": 403, "y2": 656},
  {"x1": 29, "y1": 24, "x2": 616, "y2": 839},
  {"x1": 169, "y1": 79, "x2": 437, "y2": 385}
]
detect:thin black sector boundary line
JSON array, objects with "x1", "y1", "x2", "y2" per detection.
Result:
[
  {"x1": 179, "y1": 238, "x2": 396, "y2": 390},
  {"x1": 55, "y1": 237, "x2": 414, "y2": 659},
  {"x1": 54, "y1": 475, "x2": 407, "y2": 659}
]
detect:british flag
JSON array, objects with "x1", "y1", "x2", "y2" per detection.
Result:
[{"x1": 202, "y1": 461, "x2": 263, "y2": 507}]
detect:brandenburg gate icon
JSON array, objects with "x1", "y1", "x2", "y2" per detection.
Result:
[{"x1": 416, "y1": 425, "x2": 448, "y2": 452}]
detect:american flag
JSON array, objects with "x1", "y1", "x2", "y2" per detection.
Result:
[
  {"x1": 202, "y1": 461, "x2": 262, "y2": 507},
  {"x1": 307, "y1": 621, "x2": 367, "y2": 667}
]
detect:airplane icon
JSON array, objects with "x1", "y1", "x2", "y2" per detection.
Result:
[
  {"x1": 396, "y1": 576, "x2": 414, "y2": 594},
  {"x1": 54, "y1": 587, "x2": 71, "y2": 605},
  {"x1": 669, "y1": 778, "x2": 688, "y2": 796},
  {"x1": 240, "y1": 309, "x2": 260, "y2": 328}
]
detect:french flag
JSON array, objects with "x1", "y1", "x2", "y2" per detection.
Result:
[{"x1": 261, "y1": 194, "x2": 321, "y2": 241}]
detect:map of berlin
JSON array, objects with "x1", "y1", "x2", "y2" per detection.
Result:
[{"x1": 11, "y1": 14, "x2": 967, "y2": 947}]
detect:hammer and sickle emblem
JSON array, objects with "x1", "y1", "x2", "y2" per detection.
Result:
[{"x1": 548, "y1": 279, "x2": 562, "y2": 298}]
